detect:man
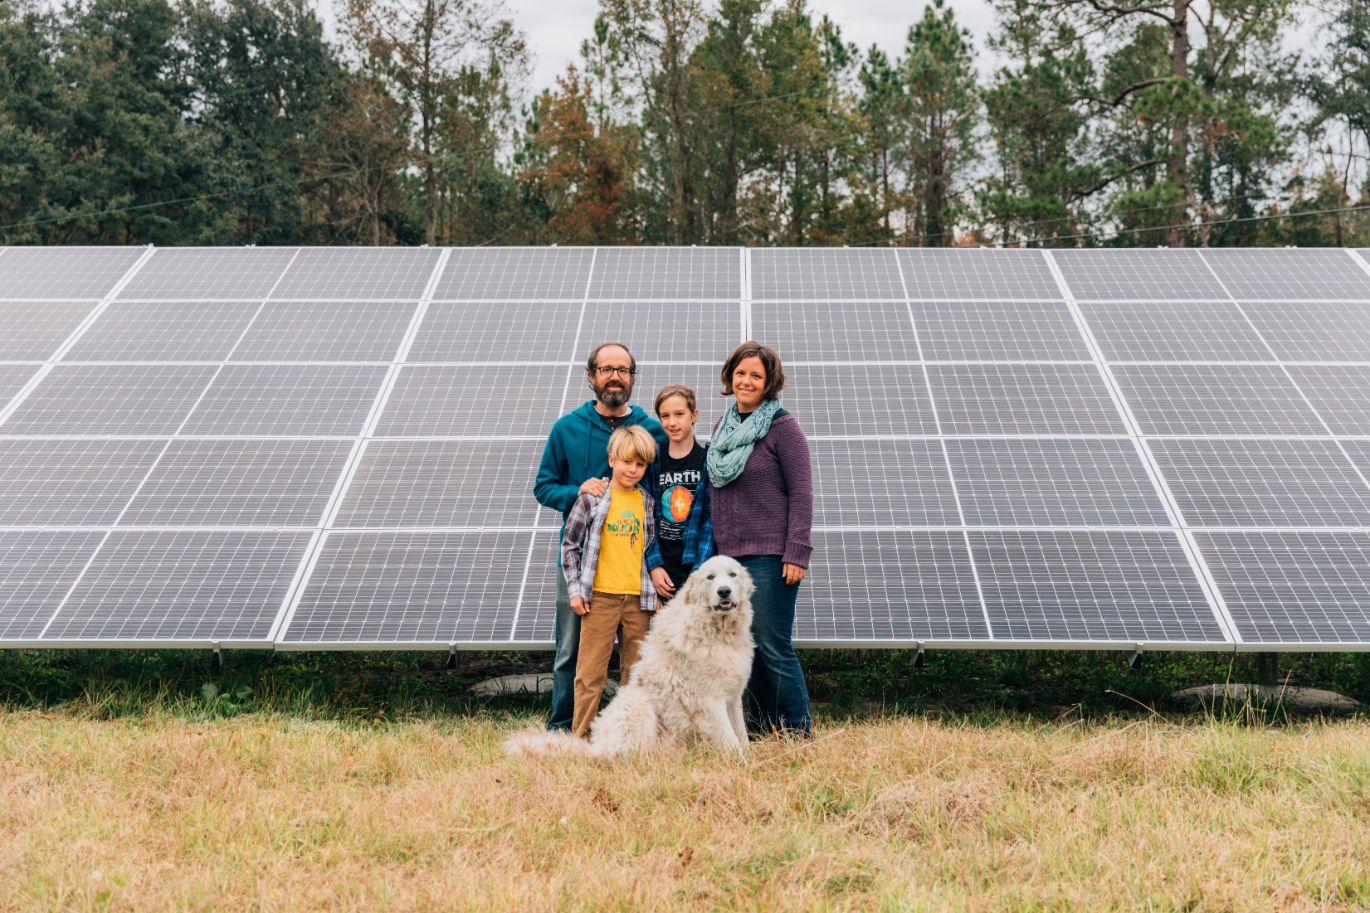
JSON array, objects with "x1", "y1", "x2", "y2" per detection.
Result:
[{"x1": 534, "y1": 342, "x2": 668, "y2": 732}]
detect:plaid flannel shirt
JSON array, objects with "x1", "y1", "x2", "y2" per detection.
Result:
[
  {"x1": 644, "y1": 461, "x2": 715, "y2": 576},
  {"x1": 560, "y1": 481, "x2": 658, "y2": 611}
]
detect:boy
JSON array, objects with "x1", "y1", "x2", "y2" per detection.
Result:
[
  {"x1": 560, "y1": 425, "x2": 659, "y2": 738},
  {"x1": 646, "y1": 384, "x2": 715, "y2": 601}
]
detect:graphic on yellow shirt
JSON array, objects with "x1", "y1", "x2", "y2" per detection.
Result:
[{"x1": 594, "y1": 489, "x2": 645, "y2": 595}]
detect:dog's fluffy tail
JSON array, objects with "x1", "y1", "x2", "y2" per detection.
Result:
[{"x1": 503, "y1": 727, "x2": 598, "y2": 759}]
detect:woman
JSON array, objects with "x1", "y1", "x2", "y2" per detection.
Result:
[{"x1": 707, "y1": 341, "x2": 813, "y2": 737}]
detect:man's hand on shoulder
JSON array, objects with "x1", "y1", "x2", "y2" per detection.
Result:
[{"x1": 579, "y1": 477, "x2": 608, "y2": 498}]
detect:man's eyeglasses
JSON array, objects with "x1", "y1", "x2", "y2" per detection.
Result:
[{"x1": 593, "y1": 366, "x2": 635, "y2": 378}]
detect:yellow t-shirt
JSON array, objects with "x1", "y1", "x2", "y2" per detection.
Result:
[{"x1": 592, "y1": 488, "x2": 645, "y2": 595}]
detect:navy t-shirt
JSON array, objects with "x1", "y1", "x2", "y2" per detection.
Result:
[{"x1": 655, "y1": 441, "x2": 706, "y2": 580}]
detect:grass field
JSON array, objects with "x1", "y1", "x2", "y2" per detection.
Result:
[{"x1": 2, "y1": 649, "x2": 1368, "y2": 912}]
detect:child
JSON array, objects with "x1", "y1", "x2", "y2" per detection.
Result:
[
  {"x1": 560, "y1": 425, "x2": 659, "y2": 738},
  {"x1": 646, "y1": 384, "x2": 715, "y2": 602}
]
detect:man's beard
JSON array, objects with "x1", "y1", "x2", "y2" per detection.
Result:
[{"x1": 594, "y1": 379, "x2": 631, "y2": 409}]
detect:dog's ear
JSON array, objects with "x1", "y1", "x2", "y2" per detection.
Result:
[
  {"x1": 678, "y1": 566, "x2": 706, "y2": 606},
  {"x1": 735, "y1": 561, "x2": 756, "y2": 600}
]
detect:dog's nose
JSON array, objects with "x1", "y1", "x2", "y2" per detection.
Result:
[{"x1": 717, "y1": 585, "x2": 731, "y2": 599}]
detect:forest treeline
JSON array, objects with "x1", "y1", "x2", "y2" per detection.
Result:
[{"x1": 2, "y1": 0, "x2": 1368, "y2": 248}]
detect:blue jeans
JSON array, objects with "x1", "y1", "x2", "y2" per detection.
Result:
[
  {"x1": 737, "y1": 555, "x2": 812, "y2": 736},
  {"x1": 547, "y1": 570, "x2": 579, "y2": 731}
]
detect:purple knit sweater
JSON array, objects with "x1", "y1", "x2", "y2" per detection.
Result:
[{"x1": 709, "y1": 411, "x2": 814, "y2": 568}]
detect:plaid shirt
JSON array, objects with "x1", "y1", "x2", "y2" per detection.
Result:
[
  {"x1": 561, "y1": 482, "x2": 658, "y2": 611},
  {"x1": 644, "y1": 460, "x2": 715, "y2": 576}
]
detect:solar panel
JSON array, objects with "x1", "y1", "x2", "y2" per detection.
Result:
[
  {"x1": 433, "y1": 247, "x2": 595, "y2": 299},
  {"x1": 811, "y1": 440, "x2": 960, "y2": 527},
  {"x1": 282, "y1": 531, "x2": 531, "y2": 644},
  {"x1": 751, "y1": 249, "x2": 903, "y2": 300},
  {"x1": 1200, "y1": 248, "x2": 1370, "y2": 299},
  {"x1": 120, "y1": 440, "x2": 353, "y2": 527},
  {"x1": 1194, "y1": 531, "x2": 1370, "y2": 644},
  {"x1": 1239, "y1": 300, "x2": 1370, "y2": 362},
  {"x1": 1112, "y1": 364, "x2": 1325, "y2": 435},
  {"x1": 927, "y1": 364, "x2": 1127, "y2": 435},
  {"x1": 752, "y1": 300, "x2": 919, "y2": 362},
  {"x1": 0, "y1": 531, "x2": 107, "y2": 642},
  {"x1": 230, "y1": 300, "x2": 417, "y2": 362},
  {"x1": 899, "y1": 249, "x2": 1060, "y2": 299},
  {"x1": 1149, "y1": 438, "x2": 1370, "y2": 528},
  {"x1": 946, "y1": 438, "x2": 1168, "y2": 527},
  {"x1": 43, "y1": 530, "x2": 312, "y2": 644},
  {"x1": 5, "y1": 245, "x2": 1370, "y2": 652},
  {"x1": 64, "y1": 299, "x2": 261, "y2": 361},
  {"x1": 0, "y1": 247, "x2": 146, "y2": 299},
  {"x1": 0, "y1": 439, "x2": 165, "y2": 525},
  {"x1": 0, "y1": 300, "x2": 101, "y2": 359},
  {"x1": 1076, "y1": 299, "x2": 1274, "y2": 362},
  {"x1": 270, "y1": 247, "x2": 443, "y2": 299},
  {"x1": 911, "y1": 300, "x2": 1089, "y2": 360},
  {"x1": 117, "y1": 248, "x2": 298, "y2": 299},
  {"x1": 798, "y1": 530, "x2": 988, "y2": 643},
  {"x1": 1052, "y1": 249, "x2": 1228, "y2": 300},
  {"x1": 970, "y1": 530, "x2": 1223, "y2": 643}
]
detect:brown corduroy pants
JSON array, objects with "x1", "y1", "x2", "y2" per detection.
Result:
[{"x1": 572, "y1": 591, "x2": 651, "y2": 738}]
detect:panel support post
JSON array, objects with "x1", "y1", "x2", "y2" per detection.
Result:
[
  {"x1": 912, "y1": 644, "x2": 926, "y2": 670},
  {"x1": 211, "y1": 644, "x2": 224, "y2": 673},
  {"x1": 1255, "y1": 652, "x2": 1278, "y2": 687},
  {"x1": 1127, "y1": 647, "x2": 1143, "y2": 671},
  {"x1": 445, "y1": 645, "x2": 459, "y2": 671}
]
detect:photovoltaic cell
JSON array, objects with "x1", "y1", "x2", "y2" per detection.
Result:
[
  {"x1": 1, "y1": 364, "x2": 217, "y2": 435},
  {"x1": 433, "y1": 247, "x2": 595, "y2": 300},
  {"x1": 64, "y1": 299, "x2": 261, "y2": 361},
  {"x1": 586, "y1": 248, "x2": 739, "y2": 299},
  {"x1": 0, "y1": 364, "x2": 40, "y2": 406},
  {"x1": 44, "y1": 530, "x2": 311, "y2": 643},
  {"x1": 1150, "y1": 438, "x2": 1370, "y2": 528},
  {"x1": 1195, "y1": 531, "x2": 1370, "y2": 643},
  {"x1": 1112, "y1": 364, "x2": 1326, "y2": 435},
  {"x1": 0, "y1": 440, "x2": 165, "y2": 525},
  {"x1": 797, "y1": 530, "x2": 988, "y2": 642},
  {"x1": 0, "y1": 531, "x2": 106, "y2": 641},
  {"x1": 231, "y1": 300, "x2": 417, "y2": 362},
  {"x1": 1077, "y1": 299, "x2": 1274, "y2": 362},
  {"x1": 0, "y1": 300, "x2": 100, "y2": 359},
  {"x1": 781, "y1": 366, "x2": 938, "y2": 437},
  {"x1": 752, "y1": 300, "x2": 918, "y2": 362},
  {"x1": 117, "y1": 248, "x2": 298, "y2": 299},
  {"x1": 283, "y1": 531, "x2": 531, "y2": 644},
  {"x1": 120, "y1": 440, "x2": 353, "y2": 527},
  {"x1": 375, "y1": 365, "x2": 568, "y2": 437},
  {"x1": 334, "y1": 439, "x2": 550, "y2": 528},
  {"x1": 928, "y1": 364, "x2": 1127, "y2": 435},
  {"x1": 900, "y1": 249, "x2": 1060, "y2": 299},
  {"x1": 1051, "y1": 249, "x2": 1228, "y2": 300},
  {"x1": 181, "y1": 365, "x2": 387, "y2": 436},
  {"x1": 946, "y1": 439, "x2": 1168, "y2": 527},
  {"x1": 970, "y1": 530, "x2": 1222, "y2": 643},
  {"x1": 750, "y1": 249, "x2": 903, "y2": 300},
  {"x1": 270, "y1": 248, "x2": 443, "y2": 299},
  {"x1": 0, "y1": 247, "x2": 145, "y2": 299},
  {"x1": 1339, "y1": 441, "x2": 1370, "y2": 480},
  {"x1": 408, "y1": 300, "x2": 581, "y2": 362},
  {"x1": 510, "y1": 532, "x2": 561, "y2": 643},
  {"x1": 810, "y1": 440, "x2": 959, "y2": 527},
  {"x1": 579, "y1": 300, "x2": 738, "y2": 362},
  {"x1": 1284, "y1": 366, "x2": 1370, "y2": 435},
  {"x1": 1201, "y1": 248, "x2": 1370, "y2": 300},
  {"x1": 1239, "y1": 300, "x2": 1370, "y2": 362},
  {"x1": 912, "y1": 300, "x2": 1089, "y2": 360}
]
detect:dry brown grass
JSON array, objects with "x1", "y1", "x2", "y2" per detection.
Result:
[{"x1": 2, "y1": 712, "x2": 1368, "y2": 912}]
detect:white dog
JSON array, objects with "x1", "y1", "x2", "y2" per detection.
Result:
[{"x1": 505, "y1": 555, "x2": 756, "y2": 761}]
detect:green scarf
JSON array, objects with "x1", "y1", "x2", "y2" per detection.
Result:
[{"x1": 707, "y1": 398, "x2": 781, "y2": 488}]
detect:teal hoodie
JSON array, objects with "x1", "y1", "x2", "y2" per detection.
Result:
[{"x1": 534, "y1": 401, "x2": 668, "y2": 530}]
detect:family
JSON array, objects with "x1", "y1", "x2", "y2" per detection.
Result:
[{"x1": 533, "y1": 341, "x2": 814, "y2": 740}]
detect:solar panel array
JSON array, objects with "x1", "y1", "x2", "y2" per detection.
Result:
[{"x1": 2, "y1": 245, "x2": 1369, "y2": 651}]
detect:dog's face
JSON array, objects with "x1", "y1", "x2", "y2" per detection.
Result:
[{"x1": 684, "y1": 555, "x2": 755, "y2": 613}]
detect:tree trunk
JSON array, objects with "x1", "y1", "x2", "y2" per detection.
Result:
[{"x1": 1167, "y1": 0, "x2": 1190, "y2": 248}]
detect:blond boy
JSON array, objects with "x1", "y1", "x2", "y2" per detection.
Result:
[{"x1": 560, "y1": 425, "x2": 659, "y2": 738}]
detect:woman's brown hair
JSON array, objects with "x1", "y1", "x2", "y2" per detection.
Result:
[{"x1": 720, "y1": 341, "x2": 785, "y2": 400}]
